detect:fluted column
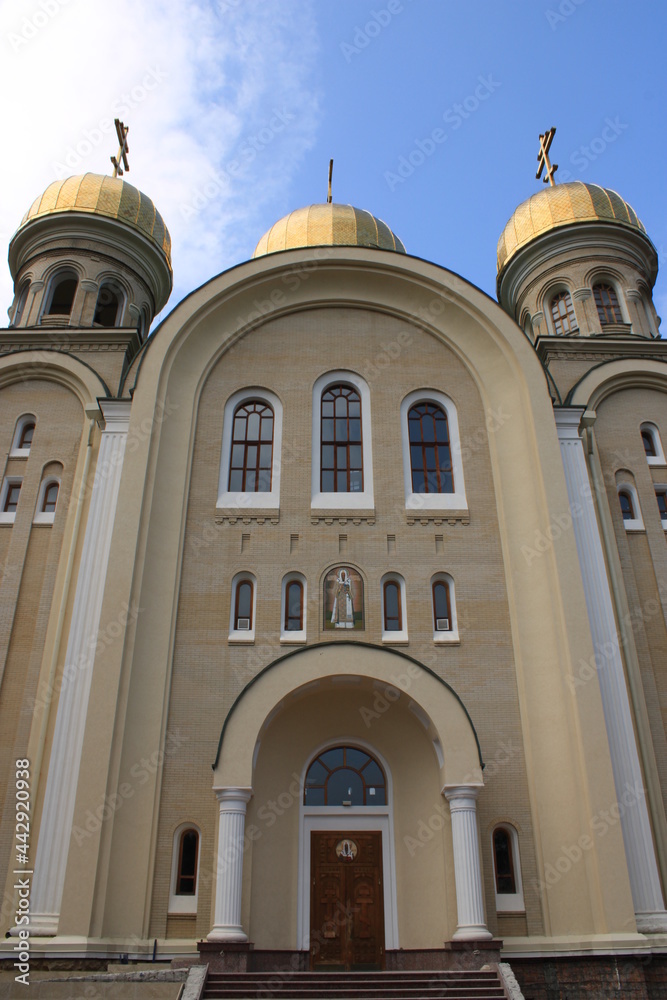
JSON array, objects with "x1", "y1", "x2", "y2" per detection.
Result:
[
  {"x1": 444, "y1": 785, "x2": 492, "y2": 941},
  {"x1": 27, "y1": 400, "x2": 131, "y2": 936},
  {"x1": 556, "y1": 408, "x2": 667, "y2": 932},
  {"x1": 208, "y1": 787, "x2": 253, "y2": 942}
]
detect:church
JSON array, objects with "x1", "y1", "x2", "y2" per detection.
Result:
[{"x1": 0, "y1": 129, "x2": 667, "y2": 999}]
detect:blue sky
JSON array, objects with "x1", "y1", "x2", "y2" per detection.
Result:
[{"x1": 1, "y1": 0, "x2": 665, "y2": 327}]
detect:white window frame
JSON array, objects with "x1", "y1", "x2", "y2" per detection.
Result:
[
  {"x1": 33, "y1": 477, "x2": 60, "y2": 525},
  {"x1": 168, "y1": 822, "x2": 201, "y2": 915},
  {"x1": 0, "y1": 477, "x2": 22, "y2": 524},
  {"x1": 229, "y1": 572, "x2": 257, "y2": 642},
  {"x1": 617, "y1": 482, "x2": 644, "y2": 532},
  {"x1": 311, "y1": 370, "x2": 374, "y2": 510},
  {"x1": 280, "y1": 572, "x2": 307, "y2": 644},
  {"x1": 548, "y1": 288, "x2": 578, "y2": 337},
  {"x1": 381, "y1": 573, "x2": 408, "y2": 644},
  {"x1": 641, "y1": 423, "x2": 665, "y2": 466},
  {"x1": 218, "y1": 389, "x2": 283, "y2": 510},
  {"x1": 10, "y1": 414, "x2": 36, "y2": 457},
  {"x1": 592, "y1": 278, "x2": 627, "y2": 326},
  {"x1": 492, "y1": 823, "x2": 525, "y2": 913},
  {"x1": 654, "y1": 484, "x2": 667, "y2": 530},
  {"x1": 400, "y1": 389, "x2": 467, "y2": 512},
  {"x1": 431, "y1": 572, "x2": 459, "y2": 643}
]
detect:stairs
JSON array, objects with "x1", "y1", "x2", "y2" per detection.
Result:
[{"x1": 203, "y1": 968, "x2": 507, "y2": 999}]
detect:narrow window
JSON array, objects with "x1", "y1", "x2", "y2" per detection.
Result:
[
  {"x1": 656, "y1": 489, "x2": 667, "y2": 523},
  {"x1": 3, "y1": 483, "x2": 21, "y2": 513},
  {"x1": 642, "y1": 430, "x2": 657, "y2": 457},
  {"x1": 42, "y1": 482, "x2": 59, "y2": 513},
  {"x1": 18, "y1": 422, "x2": 35, "y2": 450},
  {"x1": 284, "y1": 580, "x2": 303, "y2": 631},
  {"x1": 94, "y1": 284, "x2": 122, "y2": 327},
  {"x1": 228, "y1": 401, "x2": 274, "y2": 493},
  {"x1": 176, "y1": 829, "x2": 199, "y2": 895},
  {"x1": 550, "y1": 291, "x2": 577, "y2": 335},
  {"x1": 593, "y1": 283, "x2": 622, "y2": 325},
  {"x1": 321, "y1": 384, "x2": 363, "y2": 493},
  {"x1": 619, "y1": 490, "x2": 635, "y2": 521},
  {"x1": 432, "y1": 580, "x2": 452, "y2": 631},
  {"x1": 383, "y1": 580, "x2": 402, "y2": 632},
  {"x1": 493, "y1": 827, "x2": 517, "y2": 895},
  {"x1": 234, "y1": 580, "x2": 253, "y2": 631},
  {"x1": 46, "y1": 273, "x2": 78, "y2": 316},
  {"x1": 408, "y1": 402, "x2": 453, "y2": 494}
]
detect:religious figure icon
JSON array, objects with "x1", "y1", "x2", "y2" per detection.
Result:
[
  {"x1": 335, "y1": 838, "x2": 358, "y2": 860},
  {"x1": 323, "y1": 566, "x2": 364, "y2": 630}
]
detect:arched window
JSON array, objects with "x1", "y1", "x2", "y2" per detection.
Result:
[
  {"x1": 619, "y1": 490, "x2": 635, "y2": 521},
  {"x1": 176, "y1": 828, "x2": 199, "y2": 895},
  {"x1": 492, "y1": 824, "x2": 524, "y2": 911},
  {"x1": 640, "y1": 423, "x2": 665, "y2": 465},
  {"x1": 408, "y1": 402, "x2": 453, "y2": 494},
  {"x1": 19, "y1": 423, "x2": 34, "y2": 449},
  {"x1": 228, "y1": 400, "x2": 274, "y2": 494},
  {"x1": 431, "y1": 574, "x2": 458, "y2": 641},
  {"x1": 320, "y1": 384, "x2": 363, "y2": 493},
  {"x1": 304, "y1": 746, "x2": 386, "y2": 806},
  {"x1": 12, "y1": 283, "x2": 30, "y2": 327},
  {"x1": 169, "y1": 823, "x2": 201, "y2": 914},
  {"x1": 285, "y1": 580, "x2": 304, "y2": 631},
  {"x1": 234, "y1": 580, "x2": 254, "y2": 631},
  {"x1": 550, "y1": 291, "x2": 577, "y2": 335},
  {"x1": 593, "y1": 283, "x2": 622, "y2": 325},
  {"x1": 1, "y1": 480, "x2": 22, "y2": 516},
  {"x1": 383, "y1": 580, "x2": 402, "y2": 632},
  {"x1": 42, "y1": 482, "x2": 59, "y2": 513},
  {"x1": 44, "y1": 271, "x2": 78, "y2": 317},
  {"x1": 655, "y1": 488, "x2": 667, "y2": 527},
  {"x1": 93, "y1": 284, "x2": 123, "y2": 327},
  {"x1": 11, "y1": 415, "x2": 36, "y2": 456}
]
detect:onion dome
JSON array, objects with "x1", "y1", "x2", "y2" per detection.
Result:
[
  {"x1": 17, "y1": 173, "x2": 171, "y2": 269},
  {"x1": 254, "y1": 203, "x2": 406, "y2": 257},
  {"x1": 497, "y1": 181, "x2": 647, "y2": 277}
]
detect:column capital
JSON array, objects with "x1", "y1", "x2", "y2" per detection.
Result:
[
  {"x1": 443, "y1": 784, "x2": 482, "y2": 808},
  {"x1": 99, "y1": 398, "x2": 132, "y2": 433},
  {"x1": 213, "y1": 786, "x2": 253, "y2": 808},
  {"x1": 554, "y1": 406, "x2": 586, "y2": 439},
  {"x1": 572, "y1": 287, "x2": 592, "y2": 302}
]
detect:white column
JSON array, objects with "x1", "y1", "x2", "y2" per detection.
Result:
[
  {"x1": 208, "y1": 787, "x2": 253, "y2": 942},
  {"x1": 444, "y1": 785, "x2": 492, "y2": 941},
  {"x1": 27, "y1": 400, "x2": 131, "y2": 937},
  {"x1": 556, "y1": 408, "x2": 667, "y2": 933}
]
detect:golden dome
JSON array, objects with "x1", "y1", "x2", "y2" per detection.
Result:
[
  {"x1": 17, "y1": 173, "x2": 171, "y2": 268},
  {"x1": 253, "y1": 203, "x2": 406, "y2": 257},
  {"x1": 497, "y1": 181, "x2": 647, "y2": 275}
]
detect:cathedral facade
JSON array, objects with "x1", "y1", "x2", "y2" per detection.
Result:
[{"x1": 0, "y1": 167, "x2": 666, "y2": 997}]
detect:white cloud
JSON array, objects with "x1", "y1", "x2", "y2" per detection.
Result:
[{"x1": 0, "y1": 0, "x2": 320, "y2": 326}]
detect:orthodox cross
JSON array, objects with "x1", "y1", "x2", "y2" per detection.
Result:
[
  {"x1": 327, "y1": 159, "x2": 333, "y2": 204},
  {"x1": 536, "y1": 127, "x2": 558, "y2": 186},
  {"x1": 111, "y1": 119, "x2": 130, "y2": 177}
]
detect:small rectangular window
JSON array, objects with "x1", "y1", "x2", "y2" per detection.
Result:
[{"x1": 436, "y1": 618, "x2": 450, "y2": 631}]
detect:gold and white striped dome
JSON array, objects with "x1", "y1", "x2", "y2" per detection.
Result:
[
  {"x1": 497, "y1": 181, "x2": 647, "y2": 275},
  {"x1": 254, "y1": 203, "x2": 406, "y2": 257},
  {"x1": 17, "y1": 173, "x2": 172, "y2": 268}
]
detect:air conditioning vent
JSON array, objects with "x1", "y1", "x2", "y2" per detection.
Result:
[
  {"x1": 236, "y1": 618, "x2": 251, "y2": 630},
  {"x1": 436, "y1": 618, "x2": 450, "y2": 631}
]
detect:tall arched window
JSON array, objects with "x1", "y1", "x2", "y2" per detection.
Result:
[
  {"x1": 618, "y1": 489, "x2": 635, "y2": 521},
  {"x1": 432, "y1": 580, "x2": 451, "y2": 630},
  {"x1": 408, "y1": 402, "x2": 453, "y2": 494},
  {"x1": 42, "y1": 482, "x2": 59, "y2": 513},
  {"x1": 44, "y1": 271, "x2": 78, "y2": 317},
  {"x1": 640, "y1": 423, "x2": 665, "y2": 465},
  {"x1": 383, "y1": 580, "x2": 401, "y2": 632},
  {"x1": 321, "y1": 384, "x2": 363, "y2": 493},
  {"x1": 94, "y1": 284, "x2": 123, "y2": 327},
  {"x1": 550, "y1": 291, "x2": 577, "y2": 335},
  {"x1": 176, "y1": 828, "x2": 199, "y2": 895},
  {"x1": 12, "y1": 416, "x2": 36, "y2": 454},
  {"x1": 304, "y1": 746, "x2": 386, "y2": 806},
  {"x1": 234, "y1": 579, "x2": 254, "y2": 630},
  {"x1": 228, "y1": 401, "x2": 274, "y2": 493},
  {"x1": 492, "y1": 824, "x2": 524, "y2": 911},
  {"x1": 617, "y1": 483, "x2": 643, "y2": 531},
  {"x1": 593, "y1": 283, "x2": 622, "y2": 325},
  {"x1": 642, "y1": 430, "x2": 657, "y2": 457},
  {"x1": 284, "y1": 579, "x2": 304, "y2": 631}
]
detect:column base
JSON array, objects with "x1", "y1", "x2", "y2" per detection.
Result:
[
  {"x1": 636, "y1": 911, "x2": 667, "y2": 934},
  {"x1": 206, "y1": 925, "x2": 248, "y2": 943},
  {"x1": 197, "y1": 940, "x2": 254, "y2": 972},
  {"x1": 452, "y1": 925, "x2": 493, "y2": 942},
  {"x1": 10, "y1": 913, "x2": 58, "y2": 937}
]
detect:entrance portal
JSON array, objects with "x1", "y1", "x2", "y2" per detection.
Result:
[{"x1": 310, "y1": 831, "x2": 384, "y2": 971}]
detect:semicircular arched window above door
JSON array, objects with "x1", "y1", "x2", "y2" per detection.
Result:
[{"x1": 304, "y1": 745, "x2": 386, "y2": 807}]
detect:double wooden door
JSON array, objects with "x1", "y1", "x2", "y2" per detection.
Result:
[{"x1": 310, "y1": 831, "x2": 384, "y2": 971}]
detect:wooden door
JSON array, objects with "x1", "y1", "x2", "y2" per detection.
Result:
[{"x1": 310, "y1": 831, "x2": 384, "y2": 971}]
